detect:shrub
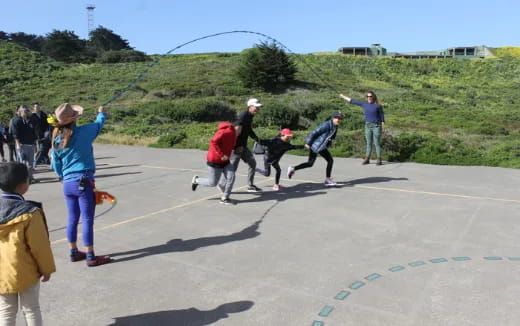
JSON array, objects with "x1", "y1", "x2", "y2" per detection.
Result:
[
  {"x1": 150, "y1": 130, "x2": 186, "y2": 148},
  {"x1": 97, "y1": 50, "x2": 149, "y2": 63},
  {"x1": 236, "y1": 42, "x2": 297, "y2": 92},
  {"x1": 256, "y1": 101, "x2": 300, "y2": 129}
]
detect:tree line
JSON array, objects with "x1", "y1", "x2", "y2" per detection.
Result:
[{"x1": 0, "y1": 27, "x2": 148, "y2": 63}]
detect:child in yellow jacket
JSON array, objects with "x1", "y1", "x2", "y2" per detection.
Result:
[{"x1": 0, "y1": 162, "x2": 56, "y2": 325}]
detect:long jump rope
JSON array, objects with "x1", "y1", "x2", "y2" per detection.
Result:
[{"x1": 49, "y1": 30, "x2": 353, "y2": 229}]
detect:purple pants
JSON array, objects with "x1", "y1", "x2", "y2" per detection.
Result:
[{"x1": 63, "y1": 181, "x2": 96, "y2": 246}]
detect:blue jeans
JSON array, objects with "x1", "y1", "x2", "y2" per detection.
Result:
[{"x1": 63, "y1": 180, "x2": 96, "y2": 246}]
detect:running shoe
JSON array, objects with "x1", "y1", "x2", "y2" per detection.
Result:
[
  {"x1": 247, "y1": 185, "x2": 262, "y2": 192},
  {"x1": 191, "y1": 175, "x2": 198, "y2": 191},
  {"x1": 324, "y1": 178, "x2": 337, "y2": 186},
  {"x1": 287, "y1": 166, "x2": 295, "y2": 179},
  {"x1": 219, "y1": 196, "x2": 231, "y2": 205},
  {"x1": 272, "y1": 184, "x2": 283, "y2": 191},
  {"x1": 86, "y1": 255, "x2": 112, "y2": 267},
  {"x1": 255, "y1": 168, "x2": 266, "y2": 176}
]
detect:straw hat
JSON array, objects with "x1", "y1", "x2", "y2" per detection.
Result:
[{"x1": 54, "y1": 103, "x2": 84, "y2": 125}]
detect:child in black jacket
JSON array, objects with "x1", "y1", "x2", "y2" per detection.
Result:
[{"x1": 255, "y1": 128, "x2": 304, "y2": 190}]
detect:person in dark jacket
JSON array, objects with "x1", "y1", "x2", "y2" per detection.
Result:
[
  {"x1": 340, "y1": 91, "x2": 385, "y2": 165},
  {"x1": 30, "y1": 103, "x2": 50, "y2": 166},
  {"x1": 287, "y1": 111, "x2": 344, "y2": 186},
  {"x1": 255, "y1": 128, "x2": 304, "y2": 191},
  {"x1": 191, "y1": 122, "x2": 237, "y2": 204},
  {"x1": 2, "y1": 122, "x2": 16, "y2": 162},
  {"x1": 11, "y1": 105, "x2": 37, "y2": 182},
  {"x1": 227, "y1": 98, "x2": 262, "y2": 193}
]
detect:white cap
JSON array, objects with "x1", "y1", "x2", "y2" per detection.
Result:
[{"x1": 247, "y1": 98, "x2": 262, "y2": 107}]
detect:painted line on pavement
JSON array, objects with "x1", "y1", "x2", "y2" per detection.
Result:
[
  {"x1": 312, "y1": 256, "x2": 520, "y2": 325},
  {"x1": 104, "y1": 163, "x2": 520, "y2": 204}
]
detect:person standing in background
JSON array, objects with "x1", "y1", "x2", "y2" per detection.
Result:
[{"x1": 340, "y1": 91, "x2": 385, "y2": 165}]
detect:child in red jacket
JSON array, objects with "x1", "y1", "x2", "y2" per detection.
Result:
[{"x1": 191, "y1": 122, "x2": 236, "y2": 204}]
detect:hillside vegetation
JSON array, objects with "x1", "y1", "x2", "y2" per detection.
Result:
[{"x1": 1, "y1": 41, "x2": 519, "y2": 168}]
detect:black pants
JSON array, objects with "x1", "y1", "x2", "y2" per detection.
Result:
[
  {"x1": 261, "y1": 159, "x2": 282, "y2": 184},
  {"x1": 294, "y1": 148, "x2": 334, "y2": 178},
  {"x1": 7, "y1": 144, "x2": 15, "y2": 162},
  {"x1": 35, "y1": 139, "x2": 51, "y2": 165}
]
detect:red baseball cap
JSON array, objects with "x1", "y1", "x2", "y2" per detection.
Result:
[{"x1": 280, "y1": 128, "x2": 293, "y2": 136}]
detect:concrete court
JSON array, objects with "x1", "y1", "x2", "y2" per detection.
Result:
[{"x1": 23, "y1": 143, "x2": 520, "y2": 326}]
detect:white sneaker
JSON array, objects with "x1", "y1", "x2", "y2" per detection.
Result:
[
  {"x1": 191, "y1": 175, "x2": 199, "y2": 191},
  {"x1": 287, "y1": 166, "x2": 295, "y2": 179},
  {"x1": 324, "y1": 178, "x2": 337, "y2": 186},
  {"x1": 272, "y1": 184, "x2": 283, "y2": 191}
]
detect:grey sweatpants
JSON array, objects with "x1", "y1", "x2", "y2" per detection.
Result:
[
  {"x1": 227, "y1": 146, "x2": 257, "y2": 186},
  {"x1": 198, "y1": 163, "x2": 235, "y2": 198}
]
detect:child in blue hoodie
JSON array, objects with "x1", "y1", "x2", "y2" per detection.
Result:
[{"x1": 51, "y1": 104, "x2": 111, "y2": 267}]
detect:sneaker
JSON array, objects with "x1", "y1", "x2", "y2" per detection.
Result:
[
  {"x1": 324, "y1": 178, "x2": 337, "y2": 186},
  {"x1": 255, "y1": 168, "x2": 266, "y2": 176},
  {"x1": 376, "y1": 159, "x2": 383, "y2": 166},
  {"x1": 272, "y1": 184, "x2": 283, "y2": 191},
  {"x1": 247, "y1": 185, "x2": 262, "y2": 192},
  {"x1": 362, "y1": 158, "x2": 370, "y2": 165},
  {"x1": 86, "y1": 255, "x2": 112, "y2": 267},
  {"x1": 287, "y1": 166, "x2": 295, "y2": 179},
  {"x1": 70, "y1": 250, "x2": 87, "y2": 262},
  {"x1": 219, "y1": 196, "x2": 231, "y2": 205},
  {"x1": 191, "y1": 175, "x2": 198, "y2": 191},
  {"x1": 217, "y1": 183, "x2": 225, "y2": 194}
]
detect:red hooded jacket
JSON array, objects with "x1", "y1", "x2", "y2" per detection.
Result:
[{"x1": 206, "y1": 122, "x2": 236, "y2": 165}]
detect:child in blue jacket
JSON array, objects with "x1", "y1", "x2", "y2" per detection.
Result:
[
  {"x1": 51, "y1": 103, "x2": 111, "y2": 267},
  {"x1": 287, "y1": 111, "x2": 344, "y2": 186}
]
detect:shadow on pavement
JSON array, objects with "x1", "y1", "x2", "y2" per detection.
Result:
[
  {"x1": 231, "y1": 182, "x2": 328, "y2": 204},
  {"x1": 108, "y1": 301, "x2": 254, "y2": 326},
  {"x1": 109, "y1": 218, "x2": 263, "y2": 263},
  {"x1": 340, "y1": 176, "x2": 408, "y2": 186}
]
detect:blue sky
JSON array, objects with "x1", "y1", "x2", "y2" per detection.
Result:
[{"x1": 1, "y1": 0, "x2": 519, "y2": 55}]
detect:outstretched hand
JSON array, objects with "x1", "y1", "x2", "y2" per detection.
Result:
[{"x1": 339, "y1": 94, "x2": 351, "y2": 102}]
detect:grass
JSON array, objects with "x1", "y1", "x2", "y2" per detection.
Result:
[{"x1": 1, "y1": 40, "x2": 519, "y2": 168}]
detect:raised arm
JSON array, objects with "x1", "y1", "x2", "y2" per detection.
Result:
[{"x1": 339, "y1": 94, "x2": 352, "y2": 102}]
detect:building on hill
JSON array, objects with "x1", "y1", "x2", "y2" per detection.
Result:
[{"x1": 338, "y1": 44, "x2": 493, "y2": 58}]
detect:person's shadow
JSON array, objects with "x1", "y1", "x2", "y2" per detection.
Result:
[
  {"x1": 107, "y1": 300, "x2": 254, "y2": 326},
  {"x1": 230, "y1": 182, "x2": 328, "y2": 204},
  {"x1": 110, "y1": 218, "x2": 263, "y2": 263},
  {"x1": 339, "y1": 176, "x2": 408, "y2": 186}
]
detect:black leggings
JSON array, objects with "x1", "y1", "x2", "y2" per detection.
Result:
[
  {"x1": 294, "y1": 148, "x2": 334, "y2": 178},
  {"x1": 262, "y1": 159, "x2": 282, "y2": 184}
]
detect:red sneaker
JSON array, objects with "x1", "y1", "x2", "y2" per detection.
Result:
[
  {"x1": 86, "y1": 255, "x2": 112, "y2": 267},
  {"x1": 70, "y1": 251, "x2": 87, "y2": 262}
]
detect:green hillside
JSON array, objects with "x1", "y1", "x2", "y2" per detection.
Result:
[{"x1": 1, "y1": 41, "x2": 519, "y2": 168}]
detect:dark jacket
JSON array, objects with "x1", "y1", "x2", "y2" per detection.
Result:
[
  {"x1": 234, "y1": 110, "x2": 258, "y2": 148},
  {"x1": 305, "y1": 119, "x2": 338, "y2": 153},
  {"x1": 206, "y1": 122, "x2": 236, "y2": 167},
  {"x1": 30, "y1": 111, "x2": 49, "y2": 140},
  {"x1": 259, "y1": 137, "x2": 304, "y2": 164},
  {"x1": 11, "y1": 116, "x2": 37, "y2": 145}
]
